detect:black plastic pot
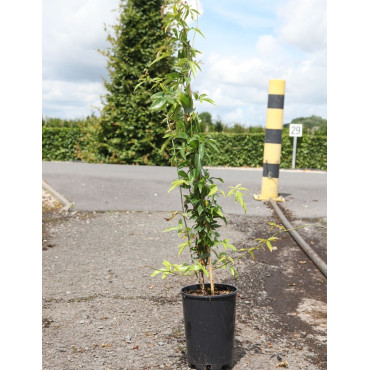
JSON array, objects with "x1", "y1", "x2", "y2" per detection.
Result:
[{"x1": 180, "y1": 283, "x2": 238, "y2": 370}]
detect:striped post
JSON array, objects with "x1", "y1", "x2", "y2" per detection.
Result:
[{"x1": 254, "y1": 80, "x2": 286, "y2": 202}]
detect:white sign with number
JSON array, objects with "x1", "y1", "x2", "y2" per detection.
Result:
[{"x1": 289, "y1": 124, "x2": 303, "y2": 137}]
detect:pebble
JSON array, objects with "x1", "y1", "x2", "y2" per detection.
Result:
[{"x1": 42, "y1": 209, "x2": 326, "y2": 369}]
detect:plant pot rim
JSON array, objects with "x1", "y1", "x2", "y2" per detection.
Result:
[{"x1": 180, "y1": 283, "x2": 238, "y2": 299}]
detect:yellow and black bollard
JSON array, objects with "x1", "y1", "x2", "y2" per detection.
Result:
[{"x1": 254, "y1": 79, "x2": 286, "y2": 202}]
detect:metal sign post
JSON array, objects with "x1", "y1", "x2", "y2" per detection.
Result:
[{"x1": 289, "y1": 124, "x2": 302, "y2": 169}]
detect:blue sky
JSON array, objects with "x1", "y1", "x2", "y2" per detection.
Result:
[{"x1": 42, "y1": 0, "x2": 327, "y2": 126}]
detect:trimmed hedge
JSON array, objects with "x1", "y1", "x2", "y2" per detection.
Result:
[
  {"x1": 42, "y1": 127, "x2": 86, "y2": 161},
  {"x1": 205, "y1": 133, "x2": 327, "y2": 170},
  {"x1": 42, "y1": 127, "x2": 327, "y2": 170}
]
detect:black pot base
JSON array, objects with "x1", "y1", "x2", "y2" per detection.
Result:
[
  {"x1": 189, "y1": 363, "x2": 230, "y2": 370},
  {"x1": 181, "y1": 283, "x2": 238, "y2": 370}
]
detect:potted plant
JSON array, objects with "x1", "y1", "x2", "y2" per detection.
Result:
[{"x1": 136, "y1": 1, "x2": 278, "y2": 368}]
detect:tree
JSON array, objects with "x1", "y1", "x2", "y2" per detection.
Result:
[
  {"x1": 284, "y1": 115, "x2": 327, "y2": 134},
  {"x1": 224, "y1": 123, "x2": 246, "y2": 134},
  {"x1": 214, "y1": 119, "x2": 224, "y2": 132},
  {"x1": 97, "y1": 0, "x2": 174, "y2": 165},
  {"x1": 198, "y1": 112, "x2": 213, "y2": 132}
]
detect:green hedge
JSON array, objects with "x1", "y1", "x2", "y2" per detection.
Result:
[
  {"x1": 205, "y1": 133, "x2": 327, "y2": 170},
  {"x1": 42, "y1": 127, "x2": 86, "y2": 161},
  {"x1": 42, "y1": 127, "x2": 327, "y2": 170}
]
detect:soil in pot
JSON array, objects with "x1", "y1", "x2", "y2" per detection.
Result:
[{"x1": 182, "y1": 285, "x2": 235, "y2": 297}]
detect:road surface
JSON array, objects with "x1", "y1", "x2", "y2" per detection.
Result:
[{"x1": 42, "y1": 161, "x2": 326, "y2": 218}]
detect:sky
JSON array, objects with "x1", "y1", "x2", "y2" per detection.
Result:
[{"x1": 42, "y1": 0, "x2": 326, "y2": 125}]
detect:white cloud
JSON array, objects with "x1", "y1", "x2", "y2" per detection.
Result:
[
  {"x1": 276, "y1": 0, "x2": 327, "y2": 53},
  {"x1": 43, "y1": 0, "x2": 118, "y2": 81},
  {"x1": 256, "y1": 35, "x2": 286, "y2": 60},
  {"x1": 192, "y1": 0, "x2": 327, "y2": 125},
  {"x1": 42, "y1": 0, "x2": 326, "y2": 123},
  {"x1": 224, "y1": 108, "x2": 245, "y2": 123},
  {"x1": 195, "y1": 47, "x2": 326, "y2": 124},
  {"x1": 43, "y1": 0, "x2": 118, "y2": 116},
  {"x1": 43, "y1": 80, "x2": 104, "y2": 118}
]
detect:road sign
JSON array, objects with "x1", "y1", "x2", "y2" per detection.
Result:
[
  {"x1": 289, "y1": 124, "x2": 302, "y2": 169},
  {"x1": 289, "y1": 123, "x2": 303, "y2": 137}
]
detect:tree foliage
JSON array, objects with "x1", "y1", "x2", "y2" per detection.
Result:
[
  {"x1": 97, "y1": 0, "x2": 174, "y2": 165},
  {"x1": 284, "y1": 115, "x2": 327, "y2": 134},
  {"x1": 141, "y1": 0, "x2": 279, "y2": 295}
]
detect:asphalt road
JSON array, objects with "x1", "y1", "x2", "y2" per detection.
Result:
[{"x1": 42, "y1": 161, "x2": 327, "y2": 219}]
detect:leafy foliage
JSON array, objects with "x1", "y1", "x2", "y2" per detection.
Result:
[
  {"x1": 204, "y1": 133, "x2": 265, "y2": 167},
  {"x1": 96, "y1": 0, "x2": 174, "y2": 165},
  {"x1": 283, "y1": 115, "x2": 327, "y2": 135},
  {"x1": 42, "y1": 115, "x2": 97, "y2": 128},
  {"x1": 140, "y1": 0, "x2": 279, "y2": 295},
  {"x1": 42, "y1": 126, "x2": 327, "y2": 170},
  {"x1": 42, "y1": 127, "x2": 86, "y2": 161},
  {"x1": 206, "y1": 133, "x2": 327, "y2": 170}
]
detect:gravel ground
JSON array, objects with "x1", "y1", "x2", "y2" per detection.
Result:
[{"x1": 42, "y1": 190, "x2": 327, "y2": 369}]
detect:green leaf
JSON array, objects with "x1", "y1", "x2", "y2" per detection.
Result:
[
  {"x1": 168, "y1": 179, "x2": 188, "y2": 193},
  {"x1": 177, "y1": 170, "x2": 188, "y2": 179},
  {"x1": 178, "y1": 241, "x2": 189, "y2": 257},
  {"x1": 214, "y1": 208, "x2": 224, "y2": 218},
  {"x1": 194, "y1": 153, "x2": 202, "y2": 177},
  {"x1": 202, "y1": 97, "x2": 215, "y2": 105},
  {"x1": 192, "y1": 27, "x2": 206, "y2": 39},
  {"x1": 163, "y1": 226, "x2": 179, "y2": 233},
  {"x1": 197, "y1": 262, "x2": 209, "y2": 277},
  {"x1": 188, "y1": 61, "x2": 200, "y2": 78},
  {"x1": 219, "y1": 189, "x2": 226, "y2": 197},
  {"x1": 179, "y1": 147, "x2": 186, "y2": 160},
  {"x1": 150, "y1": 269, "x2": 163, "y2": 277},
  {"x1": 208, "y1": 185, "x2": 218, "y2": 197},
  {"x1": 150, "y1": 51, "x2": 170, "y2": 66},
  {"x1": 150, "y1": 98, "x2": 167, "y2": 110},
  {"x1": 172, "y1": 264, "x2": 183, "y2": 275},
  {"x1": 206, "y1": 139, "x2": 220, "y2": 153},
  {"x1": 160, "y1": 136, "x2": 173, "y2": 153},
  {"x1": 179, "y1": 92, "x2": 193, "y2": 111},
  {"x1": 227, "y1": 243, "x2": 237, "y2": 251},
  {"x1": 198, "y1": 142, "x2": 204, "y2": 160}
]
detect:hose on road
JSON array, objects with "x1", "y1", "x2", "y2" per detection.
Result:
[{"x1": 269, "y1": 199, "x2": 327, "y2": 278}]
